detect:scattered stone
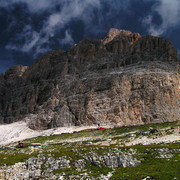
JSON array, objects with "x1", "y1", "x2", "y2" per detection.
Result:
[
  {"x1": 74, "y1": 159, "x2": 86, "y2": 170},
  {"x1": 126, "y1": 134, "x2": 136, "y2": 138}
]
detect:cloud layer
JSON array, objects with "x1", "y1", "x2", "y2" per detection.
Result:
[
  {"x1": 143, "y1": 0, "x2": 180, "y2": 36},
  {"x1": 3, "y1": 0, "x2": 103, "y2": 57},
  {"x1": 0, "y1": 0, "x2": 179, "y2": 72}
]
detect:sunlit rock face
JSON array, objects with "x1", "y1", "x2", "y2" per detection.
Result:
[{"x1": 0, "y1": 28, "x2": 179, "y2": 130}]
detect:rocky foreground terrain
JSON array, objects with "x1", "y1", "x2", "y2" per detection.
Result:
[
  {"x1": 0, "y1": 28, "x2": 179, "y2": 129},
  {"x1": 0, "y1": 121, "x2": 179, "y2": 180}
]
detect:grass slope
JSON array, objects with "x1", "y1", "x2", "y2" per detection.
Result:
[{"x1": 0, "y1": 121, "x2": 179, "y2": 179}]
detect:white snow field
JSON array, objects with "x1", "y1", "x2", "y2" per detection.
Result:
[{"x1": 0, "y1": 121, "x2": 99, "y2": 145}]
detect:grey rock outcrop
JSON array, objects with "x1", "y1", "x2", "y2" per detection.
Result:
[
  {"x1": 0, "y1": 151, "x2": 140, "y2": 180},
  {"x1": 83, "y1": 150, "x2": 140, "y2": 169},
  {"x1": 0, "y1": 28, "x2": 179, "y2": 129}
]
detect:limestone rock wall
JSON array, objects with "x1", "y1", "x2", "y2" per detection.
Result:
[{"x1": 0, "y1": 28, "x2": 179, "y2": 129}]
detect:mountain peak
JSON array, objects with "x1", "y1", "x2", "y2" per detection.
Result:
[
  {"x1": 0, "y1": 28, "x2": 179, "y2": 129},
  {"x1": 103, "y1": 28, "x2": 141, "y2": 44}
]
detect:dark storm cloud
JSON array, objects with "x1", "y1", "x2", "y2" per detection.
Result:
[
  {"x1": 0, "y1": 51, "x2": 15, "y2": 73},
  {"x1": 0, "y1": 0, "x2": 57, "y2": 12},
  {"x1": 2, "y1": 0, "x2": 102, "y2": 56},
  {"x1": 0, "y1": 0, "x2": 179, "y2": 73}
]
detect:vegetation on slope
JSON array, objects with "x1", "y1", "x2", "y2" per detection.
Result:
[{"x1": 0, "y1": 121, "x2": 179, "y2": 179}]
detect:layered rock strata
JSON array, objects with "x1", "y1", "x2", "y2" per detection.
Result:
[{"x1": 0, "y1": 28, "x2": 179, "y2": 129}]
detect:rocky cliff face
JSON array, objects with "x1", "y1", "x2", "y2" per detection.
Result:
[{"x1": 0, "y1": 28, "x2": 179, "y2": 129}]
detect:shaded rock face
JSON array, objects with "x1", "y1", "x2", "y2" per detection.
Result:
[{"x1": 0, "y1": 28, "x2": 179, "y2": 129}]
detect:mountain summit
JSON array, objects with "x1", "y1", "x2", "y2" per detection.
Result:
[{"x1": 0, "y1": 29, "x2": 179, "y2": 130}]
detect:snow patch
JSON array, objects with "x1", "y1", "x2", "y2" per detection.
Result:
[{"x1": 0, "y1": 121, "x2": 102, "y2": 145}]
